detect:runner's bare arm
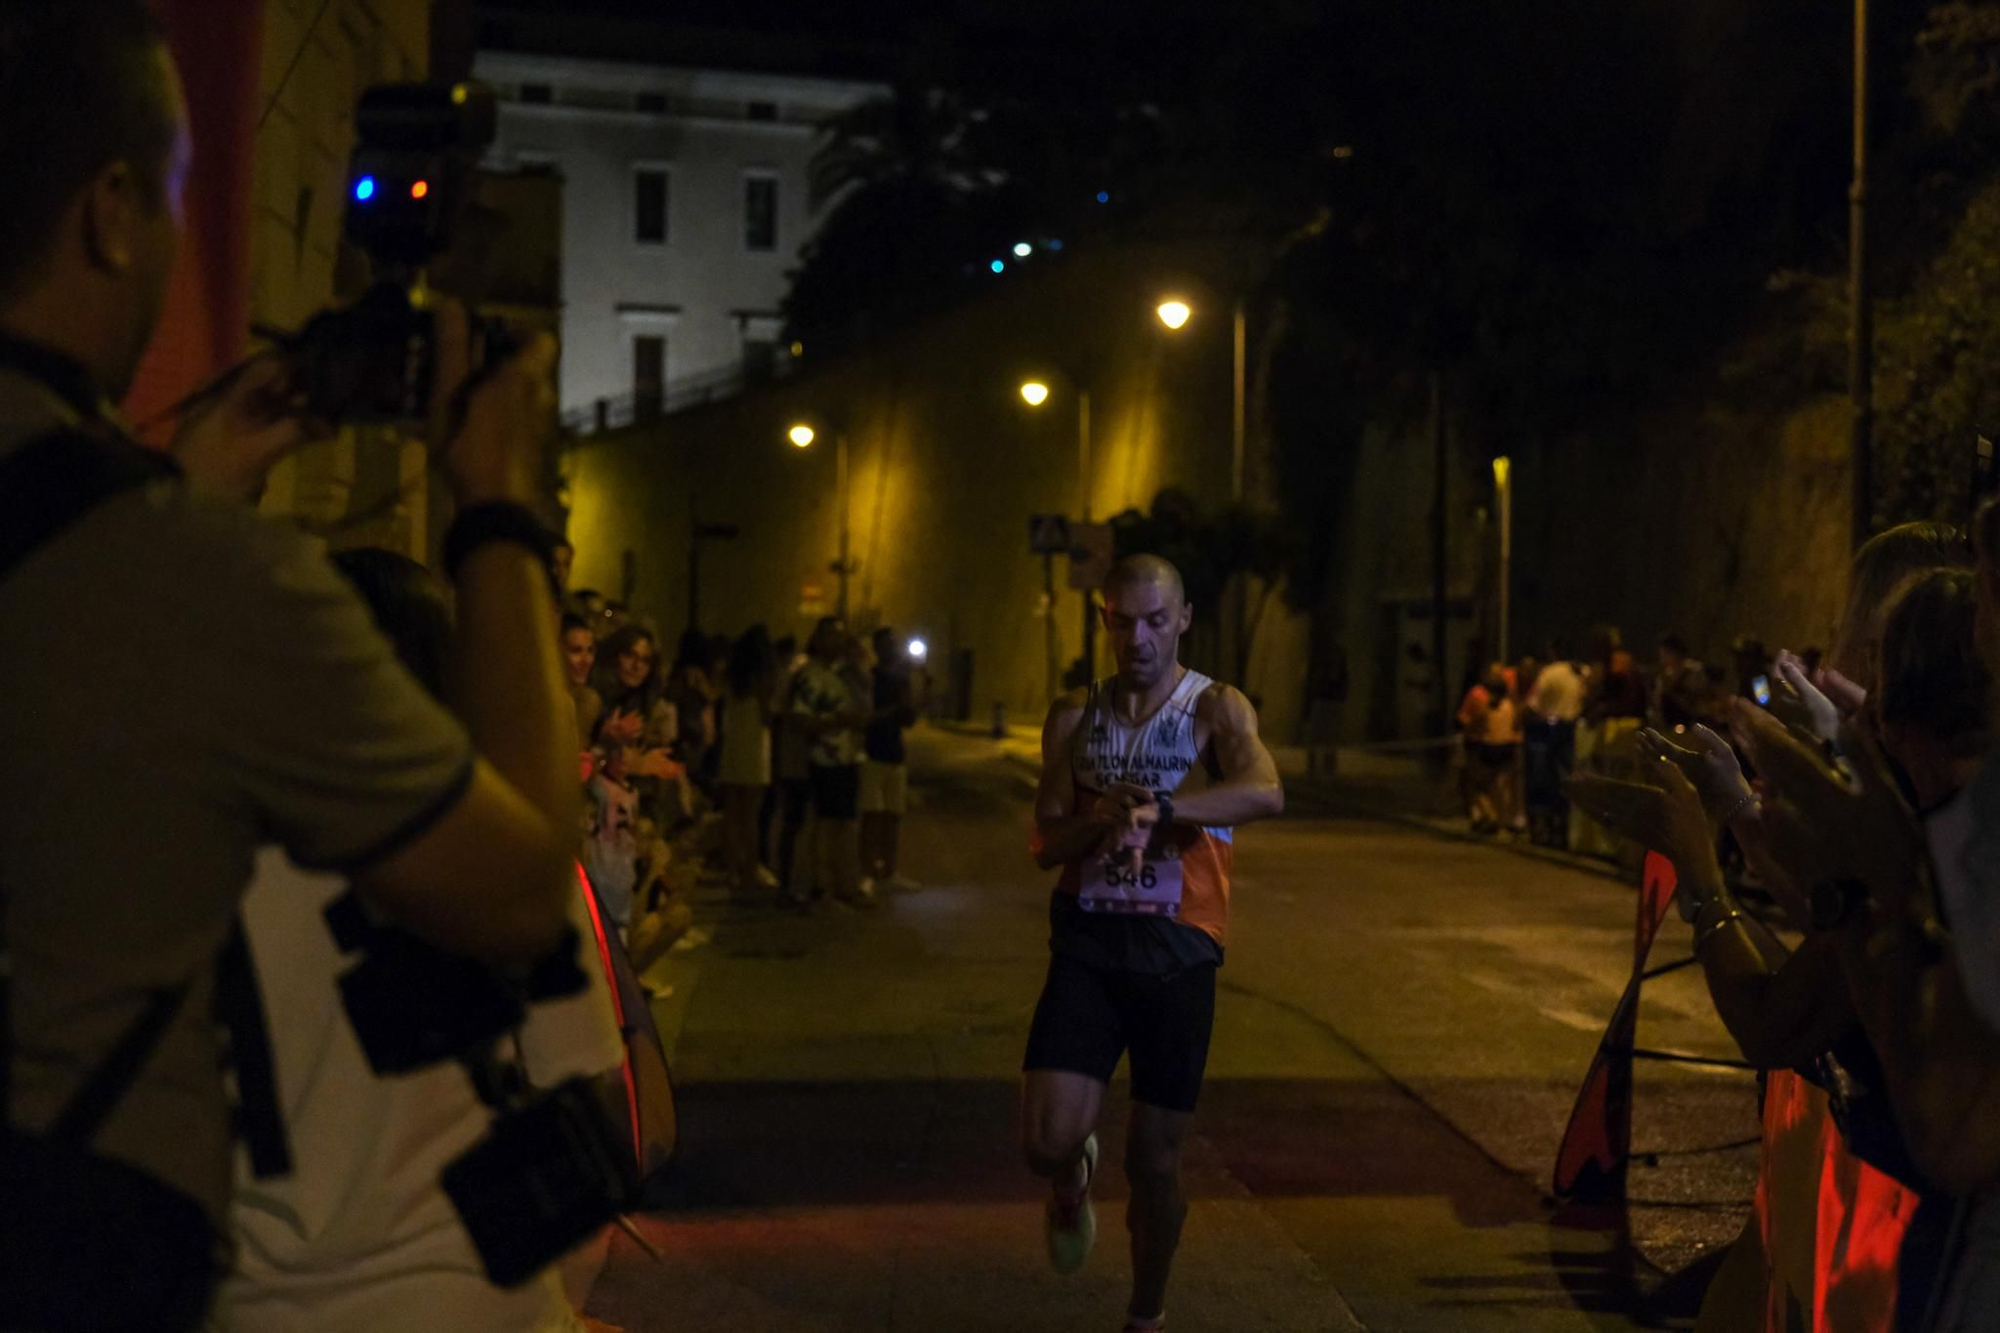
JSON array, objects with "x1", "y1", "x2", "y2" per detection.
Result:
[
  {"x1": 1032, "y1": 689, "x2": 1134, "y2": 870},
  {"x1": 1169, "y1": 684, "x2": 1284, "y2": 827}
]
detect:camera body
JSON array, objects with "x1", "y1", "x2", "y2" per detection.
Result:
[{"x1": 288, "y1": 81, "x2": 516, "y2": 423}]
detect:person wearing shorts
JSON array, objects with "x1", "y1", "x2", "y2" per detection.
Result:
[
  {"x1": 788, "y1": 617, "x2": 872, "y2": 909},
  {"x1": 1021, "y1": 555, "x2": 1283, "y2": 1333},
  {"x1": 862, "y1": 625, "x2": 920, "y2": 890}
]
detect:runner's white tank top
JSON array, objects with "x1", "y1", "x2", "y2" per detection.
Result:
[{"x1": 1059, "y1": 669, "x2": 1235, "y2": 945}]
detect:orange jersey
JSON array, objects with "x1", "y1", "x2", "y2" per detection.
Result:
[{"x1": 1056, "y1": 670, "x2": 1235, "y2": 947}]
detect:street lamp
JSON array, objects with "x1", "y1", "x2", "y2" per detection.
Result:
[
  {"x1": 1155, "y1": 299, "x2": 1192, "y2": 331},
  {"x1": 1153, "y1": 295, "x2": 1249, "y2": 504},
  {"x1": 1492, "y1": 457, "x2": 1512, "y2": 665},
  {"x1": 785, "y1": 417, "x2": 850, "y2": 617},
  {"x1": 1018, "y1": 371, "x2": 1096, "y2": 683}
]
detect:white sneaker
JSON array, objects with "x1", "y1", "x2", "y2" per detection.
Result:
[{"x1": 1044, "y1": 1132, "x2": 1098, "y2": 1274}]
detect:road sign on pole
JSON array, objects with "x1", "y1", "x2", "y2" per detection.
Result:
[{"x1": 1028, "y1": 513, "x2": 1072, "y2": 555}]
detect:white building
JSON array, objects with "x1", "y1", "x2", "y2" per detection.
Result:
[{"x1": 472, "y1": 48, "x2": 888, "y2": 428}]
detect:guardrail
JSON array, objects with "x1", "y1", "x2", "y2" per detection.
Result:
[{"x1": 561, "y1": 356, "x2": 795, "y2": 437}]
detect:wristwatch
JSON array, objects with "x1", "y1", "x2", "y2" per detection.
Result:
[
  {"x1": 1809, "y1": 876, "x2": 1870, "y2": 931},
  {"x1": 1153, "y1": 791, "x2": 1175, "y2": 827}
]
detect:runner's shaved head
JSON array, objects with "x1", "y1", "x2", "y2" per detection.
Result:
[{"x1": 1103, "y1": 554, "x2": 1186, "y2": 607}]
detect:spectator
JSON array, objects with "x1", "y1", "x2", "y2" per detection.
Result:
[
  {"x1": 789, "y1": 618, "x2": 874, "y2": 908},
  {"x1": 1457, "y1": 662, "x2": 1518, "y2": 835},
  {"x1": 1572, "y1": 627, "x2": 1646, "y2": 859},
  {"x1": 769, "y1": 633, "x2": 813, "y2": 899},
  {"x1": 212, "y1": 550, "x2": 622, "y2": 1331},
  {"x1": 719, "y1": 624, "x2": 779, "y2": 894},
  {"x1": 665, "y1": 628, "x2": 719, "y2": 799},
  {"x1": 1650, "y1": 633, "x2": 1708, "y2": 729},
  {"x1": 591, "y1": 625, "x2": 676, "y2": 755},
  {"x1": 862, "y1": 626, "x2": 921, "y2": 891},
  {"x1": 551, "y1": 537, "x2": 573, "y2": 594},
  {"x1": 1523, "y1": 645, "x2": 1583, "y2": 847},
  {"x1": 0, "y1": 6, "x2": 577, "y2": 1322},
  {"x1": 561, "y1": 612, "x2": 600, "y2": 749}
]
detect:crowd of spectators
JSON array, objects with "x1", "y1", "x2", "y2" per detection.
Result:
[{"x1": 1539, "y1": 517, "x2": 2000, "y2": 1329}]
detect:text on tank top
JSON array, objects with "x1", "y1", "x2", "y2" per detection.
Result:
[{"x1": 1065, "y1": 669, "x2": 1235, "y2": 944}]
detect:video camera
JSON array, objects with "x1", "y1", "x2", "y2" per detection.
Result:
[
  {"x1": 276, "y1": 82, "x2": 518, "y2": 424},
  {"x1": 325, "y1": 889, "x2": 638, "y2": 1287}
]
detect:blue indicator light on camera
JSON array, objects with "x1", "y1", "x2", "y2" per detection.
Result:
[{"x1": 354, "y1": 175, "x2": 376, "y2": 202}]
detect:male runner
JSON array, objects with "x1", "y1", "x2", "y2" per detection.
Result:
[{"x1": 1021, "y1": 554, "x2": 1284, "y2": 1332}]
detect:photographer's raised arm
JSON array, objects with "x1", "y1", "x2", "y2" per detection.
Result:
[{"x1": 347, "y1": 324, "x2": 576, "y2": 968}]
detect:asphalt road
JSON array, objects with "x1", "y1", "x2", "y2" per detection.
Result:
[{"x1": 585, "y1": 728, "x2": 1758, "y2": 1331}]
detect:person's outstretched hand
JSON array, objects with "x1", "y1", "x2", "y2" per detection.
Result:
[
  {"x1": 428, "y1": 299, "x2": 557, "y2": 507},
  {"x1": 1568, "y1": 748, "x2": 1720, "y2": 887},
  {"x1": 1639, "y1": 725, "x2": 1753, "y2": 826}
]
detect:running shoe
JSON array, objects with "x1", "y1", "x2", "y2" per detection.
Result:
[{"x1": 1045, "y1": 1132, "x2": 1098, "y2": 1273}]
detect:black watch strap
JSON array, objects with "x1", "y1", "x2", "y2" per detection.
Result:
[{"x1": 443, "y1": 501, "x2": 558, "y2": 594}]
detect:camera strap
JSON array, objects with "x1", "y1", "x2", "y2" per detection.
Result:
[{"x1": 0, "y1": 422, "x2": 291, "y2": 1178}]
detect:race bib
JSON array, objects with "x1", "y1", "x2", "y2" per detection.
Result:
[{"x1": 1078, "y1": 847, "x2": 1185, "y2": 917}]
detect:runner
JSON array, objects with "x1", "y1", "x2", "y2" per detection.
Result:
[{"x1": 1021, "y1": 554, "x2": 1285, "y2": 1333}]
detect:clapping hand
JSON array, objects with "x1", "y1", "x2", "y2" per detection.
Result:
[
  {"x1": 1638, "y1": 725, "x2": 1753, "y2": 825},
  {"x1": 1773, "y1": 650, "x2": 1842, "y2": 744},
  {"x1": 1567, "y1": 747, "x2": 1721, "y2": 889},
  {"x1": 1735, "y1": 700, "x2": 1927, "y2": 925}
]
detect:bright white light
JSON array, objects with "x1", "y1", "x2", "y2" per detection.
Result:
[
  {"x1": 788, "y1": 424, "x2": 815, "y2": 448},
  {"x1": 1019, "y1": 381, "x2": 1050, "y2": 407},
  {"x1": 1012, "y1": 241, "x2": 1032, "y2": 258},
  {"x1": 1156, "y1": 300, "x2": 1192, "y2": 331},
  {"x1": 908, "y1": 638, "x2": 928, "y2": 661}
]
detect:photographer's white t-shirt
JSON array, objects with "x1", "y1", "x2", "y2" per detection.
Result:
[{"x1": 207, "y1": 848, "x2": 623, "y2": 1333}]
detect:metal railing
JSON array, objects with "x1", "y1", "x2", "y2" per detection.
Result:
[{"x1": 560, "y1": 354, "x2": 793, "y2": 437}]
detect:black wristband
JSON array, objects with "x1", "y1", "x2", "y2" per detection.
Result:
[
  {"x1": 443, "y1": 501, "x2": 557, "y2": 594},
  {"x1": 1153, "y1": 791, "x2": 1175, "y2": 827}
]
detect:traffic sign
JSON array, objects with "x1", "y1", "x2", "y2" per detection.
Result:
[{"x1": 1028, "y1": 513, "x2": 1072, "y2": 554}]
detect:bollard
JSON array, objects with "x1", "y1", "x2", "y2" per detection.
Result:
[{"x1": 991, "y1": 701, "x2": 1008, "y2": 738}]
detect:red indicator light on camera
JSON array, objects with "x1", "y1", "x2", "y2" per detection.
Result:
[{"x1": 410, "y1": 180, "x2": 430, "y2": 199}]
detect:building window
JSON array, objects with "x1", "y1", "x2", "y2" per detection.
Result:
[
  {"x1": 634, "y1": 168, "x2": 668, "y2": 244},
  {"x1": 746, "y1": 100, "x2": 779, "y2": 122},
  {"x1": 636, "y1": 91, "x2": 667, "y2": 114},
  {"x1": 744, "y1": 175, "x2": 778, "y2": 252},
  {"x1": 634, "y1": 336, "x2": 665, "y2": 419},
  {"x1": 519, "y1": 82, "x2": 552, "y2": 104}
]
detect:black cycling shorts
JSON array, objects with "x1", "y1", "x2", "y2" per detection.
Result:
[
  {"x1": 1022, "y1": 953, "x2": 1217, "y2": 1114},
  {"x1": 808, "y1": 763, "x2": 860, "y2": 820}
]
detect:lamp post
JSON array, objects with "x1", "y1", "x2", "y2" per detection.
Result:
[
  {"x1": 786, "y1": 420, "x2": 850, "y2": 618},
  {"x1": 1157, "y1": 295, "x2": 1252, "y2": 681},
  {"x1": 1019, "y1": 376, "x2": 1096, "y2": 676},
  {"x1": 1492, "y1": 456, "x2": 1512, "y2": 666}
]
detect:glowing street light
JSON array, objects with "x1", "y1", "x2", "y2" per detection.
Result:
[
  {"x1": 788, "y1": 423, "x2": 815, "y2": 448},
  {"x1": 1019, "y1": 380, "x2": 1050, "y2": 407},
  {"x1": 908, "y1": 637, "x2": 929, "y2": 662},
  {"x1": 1156, "y1": 299, "x2": 1192, "y2": 331},
  {"x1": 1012, "y1": 241, "x2": 1033, "y2": 259}
]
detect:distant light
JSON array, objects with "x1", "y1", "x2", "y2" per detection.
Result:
[
  {"x1": 354, "y1": 176, "x2": 376, "y2": 202},
  {"x1": 788, "y1": 424, "x2": 815, "y2": 448},
  {"x1": 1019, "y1": 380, "x2": 1050, "y2": 407},
  {"x1": 1156, "y1": 300, "x2": 1192, "y2": 331},
  {"x1": 908, "y1": 638, "x2": 928, "y2": 662},
  {"x1": 1012, "y1": 241, "x2": 1032, "y2": 258},
  {"x1": 410, "y1": 179, "x2": 430, "y2": 199},
  {"x1": 1048, "y1": 239, "x2": 1064, "y2": 251},
  {"x1": 989, "y1": 259, "x2": 1006, "y2": 274},
  {"x1": 1492, "y1": 455, "x2": 1511, "y2": 486},
  {"x1": 1095, "y1": 191, "x2": 1110, "y2": 204},
  {"x1": 790, "y1": 341, "x2": 804, "y2": 357},
  {"x1": 1331, "y1": 144, "x2": 1355, "y2": 160}
]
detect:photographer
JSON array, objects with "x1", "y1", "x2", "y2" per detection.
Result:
[{"x1": 0, "y1": 4, "x2": 579, "y2": 1326}]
